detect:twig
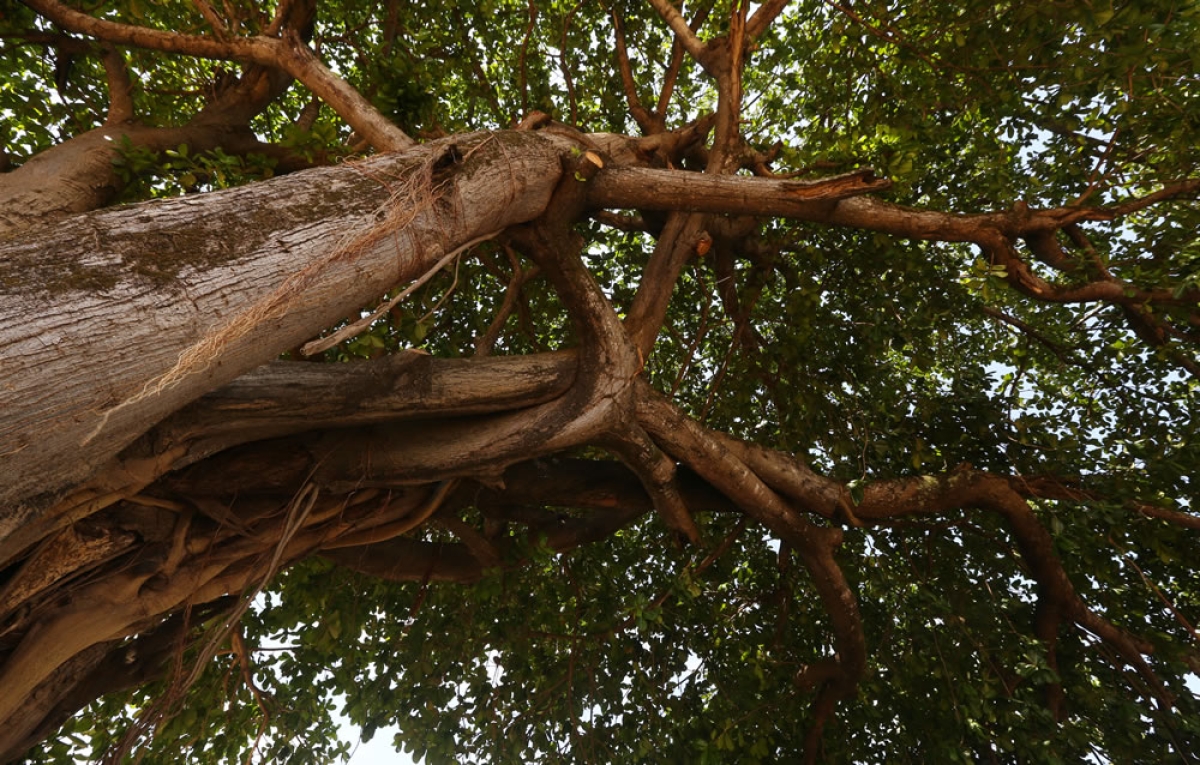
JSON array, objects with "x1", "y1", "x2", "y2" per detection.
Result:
[
  {"x1": 611, "y1": 8, "x2": 654, "y2": 132},
  {"x1": 1111, "y1": 535, "x2": 1199, "y2": 646},
  {"x1": 301, "y1": 231, "x2": 499, "y2": 356},
  {"x1": 476, "y1": 246, "x2": 540, "y2": 356}
]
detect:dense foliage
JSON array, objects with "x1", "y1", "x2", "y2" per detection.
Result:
[{"x1": 2, "y1": 0, "x2": 1199, "y2": 763}]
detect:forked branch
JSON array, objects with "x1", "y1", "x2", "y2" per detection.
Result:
[{"x1": 19, "y1": 0, "x2": 413, "y2": 151}]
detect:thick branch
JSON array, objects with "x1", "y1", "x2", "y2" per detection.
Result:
[
  {"x1": 589, "y1": 165, "x2": 892, "y2": 216},
  {"x1": 156, "y1": 351, "x2": 577, "y2": 469},
  {"x1": 1, "y1": 131, "x2": 571, "y2": 560},
  {"x1": 635, "y1": 384, "x2": 867, "y2": 700}
]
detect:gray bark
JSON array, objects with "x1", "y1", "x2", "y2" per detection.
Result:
[{"x1": 0, "y1": 130, "x2": 569, "y2": 558}]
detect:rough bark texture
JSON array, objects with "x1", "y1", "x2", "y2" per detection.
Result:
[{"x1": 1, "y1": 131, "x2": 569, "y2": 554}]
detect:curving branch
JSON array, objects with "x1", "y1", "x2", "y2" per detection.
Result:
[
  {"x1": 745, "y1": 0, "x2": 792, "y2": 41},
  {"x1": 590, "y1": 165, "x2": 1200, "y2": 370},
  {"x1": 655, "y1": 0, "x2": 715, "y2": 118},
  {"x1": 19, "y1": 0, "x2": 413, "y2": 151},
  {"x1": 611, "y1": 8, "x2": 656, "y2": 133},
  {"x1": 623, "y1": 211, "x2": 710, "y2": 356},
  {"x1": 99, "y1": 48, "x2": 135, "y2": 124},
  {"x1": 635, "y1": 382, "x2": 867, "y2": 754},
  {"x1": 645, "y1": 0, "x2": 709, "y2": 67},
  {"x1": 604, "y1": 426, "x2": 702, "y2": 543}
]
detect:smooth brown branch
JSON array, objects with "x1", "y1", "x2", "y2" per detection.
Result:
[
  {"x1": 1129, "y1": 502, "x2": 1200, "y2": 531},
  {"x1": 611, "y1": 9, "x2": 656, "y2": 133},
  {"x1": 605, "y1": 426, "x2": 703, "y2": 544},
  {"x1": 590, "y1": 165, "x2": 1199, "y2": 363},
  {"x1": 623, "y1": 212, "x2": 710, "y2": 357},
  {"x1": 980, "y1": 305, "x2": 1117, "y2": 381},
  {"x1": 646, "y1": 0, "x2": 710, "y2": 66},
  {"x1": 21, "y1": 0, "x2": 414, "y2": 152},
  {"x1": 275, "y1": 30, "x2": 414, "y2": 152},
  {"x1": 265, "y1": 0, "x2": 301, "y2": 37},
  {"x1": 745, "y1": 0, "x2": 792, "y2": 41},
  {"x1": 655, "y1": 0, "x2": 714, "y2": 119},
  {"x1": 1100, "y1": 178, "x2": 1200, "y2": 218},
  {"x1": 635, "y1": 383, "x2": 867, "y2": 690},
  {"x1": 589, "y1": 165, "x2": 892, "y2": 217},
  {"x1": 100, "y1": 49, "x2": 135, "y2": 124},
  {"x1": 191, "y1": 0, "x2": 230, "y2": 39}
]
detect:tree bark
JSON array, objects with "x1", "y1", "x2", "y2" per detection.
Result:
[{"x1": 0, "y1": 130, "x2": 571, "y2": 558}]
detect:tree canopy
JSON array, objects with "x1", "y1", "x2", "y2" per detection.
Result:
[{"x1": 1, "y1": 0, "x2": 1199, "y2": 762}]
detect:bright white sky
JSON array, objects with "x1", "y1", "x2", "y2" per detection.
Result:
[{"x1": 342, "y1": 721, "x2": 416, "y2": 765}]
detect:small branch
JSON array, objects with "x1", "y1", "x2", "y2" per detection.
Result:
[
  {"x1": 1129, "y1": 502, "x2": 1200, "y2": 531},
  {"x1": 516, "y1": 0, "x2": 538, "y2": 116},
  {"x1": 557, "y1": 5, "x2": 581, "y2": 124},
  {"x1": 454, "y1": 10, "x2": 509, "y2": 126},
  {"x1": 1111, "y1": 536, "x2": 1199, "y2": 646},
  {"x1": 190, "y1": 0, "x2": 230, "y2": 40},
  {"x1": 623, "y1": 212, "x2": 709, "y2": 357},
  {"x1": 611, "y1": 9, "x2": 655, "y2": 132},
  {"x1": 980, "y1": 305, "x2": 1088, "y2": 367},
  {"x1": 476, "y1": 246, "x2": 540, "y2": 356},
  {"x1": 322, "y1": 537, "x2": 485, "y2": 583},
  {"x1": 265, "y1": 0, "x2": 298, "y2": 37},
  {"x1": 1097, "y1": 178, "x2": 1200, "y2": 219},
  {"x1": 645, "y1": 0, "x2": 710, "y2": 66},
  {"x1": 302, "y1": 231, "x2": 498, "y2": 356},
  {"x1": 656, "y1": 0, "x2": 714, "y2": 118},
  {"x1": 745, "y1": 0, "x2": 791, "y2": 41},
  {"x1": 276, "y1": 29, "x2": 414, "y2": 152}
]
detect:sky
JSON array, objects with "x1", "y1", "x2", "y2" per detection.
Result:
[{"x1": 342, "y1": 720, "x2": 417, "y2": 765}]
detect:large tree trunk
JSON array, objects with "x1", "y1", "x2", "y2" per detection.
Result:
[
  {"x1": 0, "y1": 131, "x2": 568, "y2": 558},
  {"x1": 0, "y1": 131, "x2": 579, "y2": 756}
]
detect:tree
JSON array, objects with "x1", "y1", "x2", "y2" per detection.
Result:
[{"x1": 1, "y1": 0, "x2": 1198, "y2": 761}]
